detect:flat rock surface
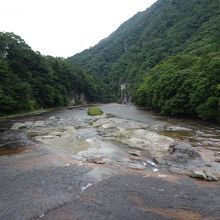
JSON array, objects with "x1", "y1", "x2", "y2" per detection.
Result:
[
  {"x1": 0, "y1": 145, "x2": 220, "y2": 220},
  {"x1": 41, "y1": 174, "x2": 220, "y2": 220}
]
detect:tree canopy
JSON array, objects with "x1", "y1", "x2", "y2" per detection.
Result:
[{"x1": 0, "y1": 32, "x2": 107, "y2": 115}]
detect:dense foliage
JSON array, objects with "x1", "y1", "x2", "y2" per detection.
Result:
[
  {"x1": 0, "y1": 32, "x2": 106, "y2": 115},
  {"x1": 69, "y1": 0, "x2": 220, "y2": 122},
  {"x1": 135, "y1": 54, "x2": 220, "y2": 121}
]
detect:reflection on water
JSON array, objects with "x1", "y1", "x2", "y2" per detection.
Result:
[
  {"x1": 0, "y1": 146, "x2": 29, "y2": 156},
  {"x1": 0, "y1": 130, "x2": 33, "y2": 156},
  {"x1": 160, "y1": 130, "x2": 194, "y2": 139},
  {"x1": 85, "y1": 167, "x2": 117, "y2": 181}
]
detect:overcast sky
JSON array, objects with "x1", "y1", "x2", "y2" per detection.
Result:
[{"x1": 0, "y1": 0, "x2": 156, "y2": 57}]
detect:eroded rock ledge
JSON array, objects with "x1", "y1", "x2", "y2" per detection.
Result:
[{"x1": 11, "y1": 114, "x2": 220, "y2": 181}]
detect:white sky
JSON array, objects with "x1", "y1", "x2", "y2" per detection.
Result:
[{"x1": 0, "y1": 0, "x2": 156, "y2": 58}]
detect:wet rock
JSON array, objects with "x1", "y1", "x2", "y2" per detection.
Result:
[
  {"x1": 102, "y1": 158, "x2": 114, "y2": 164},
  {"x1": 205, "y1": 171, "x2": 219, "y2": 181},
  {"x1": 214, "y1": 158, "x2": 220, "y2": 163},
  {"x1": 205, "y1": 164, "x2": 212, "y2": 167},
  {"x1": 66, "y1": 186, "x2": 73, "y2": 193},
  {"x1": 197, "y1": 132, "x2": 218, "y2": 138},
  {"x1": 153, "y1": 158, "x2": 160, "y2": 164},
  {"x1": 166, "y1": 143, "x2": 201, "y2": 163},
  {"x1": 129, "y1": 157, "x2": 142, "y2": 161},
  {"x1": 128, "y1": 163, "x2": 146, "y2": 170},
  {"x1": 150, "y1": 124, "x2": 166, "y2": 131},
  {"x1": 207, "y1": 138, "x2": 220, "y2": 143},
  {"x1": 86, "y1": 156, "x2": 105, "y2": 164},
  {"x1": 146, "y1": 160, "x2": 157, "y2": 167},
  {"x1": 200, "y1": 171, "x2": 217, "y2": 181},
  {"x1": 93, "y1": 118, "x2": 149, "y2": 130},
  {"x1": 189, "y1": 170, "x2": 218, "y2": 181},
  {"x1": 153, "y1": 167, "x2": 159, "y2": 172},
  {"x1": 41, "y1": 135, "x2": 55, "y2": 139},
  {"x1": 11, "y1": 123, "x2": 25, "y2": 130},
  {"x1": 169, "y1": 167, "x2": 188, "y2": 175},
  {"x1": 34, "y1": 120, "x2": 46, "y2": 127},
  {"x1": 189, "y1": 170, "x2": 206, "y2": 180},
  {"x1": 11, "y1": 121, "x2": 34, "y2": 130},
  {"x1": 121, "y1": 130, "x2": 174, "y2": 159},
  {"x1": 81, "y1": 183, "x2": 93, "y2": 192},
  {"x1": 60, "y1": 126, "x2": 76, "y2": 138},
  {"x1": 49, "y1": 116, "x2": 57, "y2": 121},
  {"x1": 129, "y1": 150, "x2": 141, "y2": 157},
  {"x1": 50, "y1": 131, "x2": 63, "y2": 137},
  {"x1": 214, "y1": 152, "x2": 220, "y2": 156},
  {"x1": 166, "y1": 126, "x2": 192, "y2": 131},
  {"x1": 102, "y1": 123, "x2": 114, "y2": 129}
]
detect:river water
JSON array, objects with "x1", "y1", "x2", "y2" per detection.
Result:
[{"x1": 100, "y1": 104, "x2": 220, "y2": 153}]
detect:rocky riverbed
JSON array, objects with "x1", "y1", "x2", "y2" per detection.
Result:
[
  {"x1": 8, "y1": 106, "x2": 220, "y2": 181},
  {"x1": 1, "y1": 104, "x2": 220, "y2": 219}
]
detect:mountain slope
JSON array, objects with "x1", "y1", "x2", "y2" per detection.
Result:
[{"x1": 69, "y1": 0, "x2": 220, "y2": 122}]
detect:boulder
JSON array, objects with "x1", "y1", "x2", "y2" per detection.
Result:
[
  {"x1": 189, "y1": 170, "x2": 218, "y2": 181},
  {"x1": 166, "y1": 126, "x2": 192, "y2": 131},
  {"x1": 128, "y1": 163, "x2": 146, "y2": 170},
  {"x1": 11, "y1": 123, "x2": 26, "y2": 130},
  {"x1": 189, "y1": 170, "x2": 206, "y2": 180},
  {"x1": 11, "y1": 121, "x2": 34, "y2": 130},
  {"x1": 167, "y1": 143, "x2": 201, "y2": 163},
  {"x1": 204, "y1": 171, "x2": 219, "y2": 181},
  {"x1": 86, "y1": 156, "x2": 105, "y2": 164},
  {"x1": 34, "y1": 121, "x2": 46, "y2": 127},
  {"x1": 121, "y1": 130, "x2": 174, "y2": 159}
]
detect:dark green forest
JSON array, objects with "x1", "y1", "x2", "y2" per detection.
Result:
[
  {"x1": 1, "y1": 0, "x2": 220, "y2": 122},
  {"x1": 0, "y1": 32, "x2": 107, "y2": 116},
  {"x1": 69, "y1": 0, "x2": 220, "y2": 122}
]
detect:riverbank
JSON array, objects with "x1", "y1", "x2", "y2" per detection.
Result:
[{"x1": 0, "y1": 104, "x2": 99, "y2": 120}]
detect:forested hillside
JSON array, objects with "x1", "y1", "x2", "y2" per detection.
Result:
[
  {"x1": 0, "y1": 32, "x2": 107, "y2": 115},
  {"x1": 69, "y1": 0, "x2": 220, "y2": 122}
]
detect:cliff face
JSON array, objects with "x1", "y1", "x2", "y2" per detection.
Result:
[
  {"x1": 68, "y1": 93, "x2": 87, "y2": 106},
  {"x1": 120, "y1": 83, "x2": 131, "y2": 104}
]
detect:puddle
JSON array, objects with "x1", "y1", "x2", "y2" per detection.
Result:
[
  {"x1": 0, "y1": 146, "x2": 29, "y2": 156},
  {"x1": 77, "y1": 139, "x2": 131, "y2": 164},
  {"x1": 85, "y1": 167, "x2": 117, "y2": 181},
  {"x1": 40, "y1": 138, "x2": 91, "y2": 155},
  {"x1": 0, "y1": 129, "x2": 34, "y2": 157},
  {"x1": 94, "y1": 140, "x2": 130, "y2": 161},
  {"x1": 141, "y1": 208, "x2": 214, "y2": 220},
  {"x1": 160, "y1": 130, "x2": 194, "y2": 139}
]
